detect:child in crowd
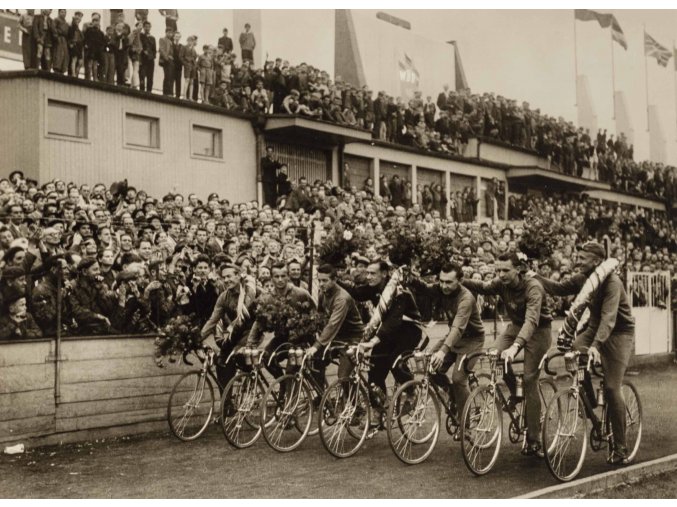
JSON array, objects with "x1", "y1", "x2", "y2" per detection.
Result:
[
  {"x1": 197, "y1": 44, "x2": 214, "y2": 103},
  {"x1": 181, "y1": 35, "x2": 198, "y2": 101}
]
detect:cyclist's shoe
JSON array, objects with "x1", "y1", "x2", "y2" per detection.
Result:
[
  {"x1": 502, "y1": 396, "x2": 519, "y2": 414},
  {"x1": 521, "y1": 441, "x2": 544, "y2": 458},
  {"x1": 452, "y1": 429, "x2": 462, "y2": 442},
  {"x1": 350, "y1": 405, "x2": 366, "y2": 427},
  {"x1": 222, "y1": 401, "x2": 236, "y2": 418},
  {"x1": 607, "y1": 448, "x2": 630, "y2": 466}
]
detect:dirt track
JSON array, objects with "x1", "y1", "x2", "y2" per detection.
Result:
[{"x1": 1, "y1": 362, "x2": 676, "y2": 498}]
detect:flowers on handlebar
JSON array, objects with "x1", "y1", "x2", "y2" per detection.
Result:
[{"x1": 154, "y1": 314, "x2": 203, "y2": 368}]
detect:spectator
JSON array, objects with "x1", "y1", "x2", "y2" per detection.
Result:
[
  {"x1": 239, "y1": 23, "x2": 256, "y2": 65},
  {"x1": 139, "y1": 21, "x2": 156, "y2": 92},
  {"x1": 159, "y1": 27, "x2": 175, "y2": 96},
  {"x1": 67, "y1": 11, "x2": 84, "y2": 77},
  {"x1": 52, "y1": 9, "x2": 70, "y2": 74},
  {"x1": 159, "y1": 9, "x2": 179, "y2": 31},
  {"x1": 0, "y1": 290, "x2": 42, "y2": 341},
  {"x1": 180, "y1": 36, "x2": 198, "y2": 100},
  {"x1": 18, "y1": 9, "x2": 36, "y2": 70},
  {"x1": 218, "y1": 28, "x2": 233, "y2": 54},
  {"x1": 83, "y1": 13, "x2": 105, "y2": 81}
]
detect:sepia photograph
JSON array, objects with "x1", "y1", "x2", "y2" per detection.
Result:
[{"x1": 0, "y1": 1, "x2": 675, "y2": 500}]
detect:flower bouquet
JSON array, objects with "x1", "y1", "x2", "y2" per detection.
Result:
[
  {"x1": 386, "y1": 224, "x2": 424, "y2": 267},
  {"x1": 318, "y1": 223, "x2": 368, "y2": 267},
  {"x1": 287, "y1": 301, "x2": 327, "y2": 344},
  {"x1": 154, "y1": 314, "x2": 203, "y2": 368}
]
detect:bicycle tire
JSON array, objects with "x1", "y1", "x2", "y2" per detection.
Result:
[
  {"x1": 619, "y1": 381, "x2": 642, "y2": 463},
  {"x1": 220, "y1": 373, "x2": 266, "y2": 449},
  {"x1": 387, "y1": 379, "x2": 441, "y2": 465},
  {"x1": 542, "y1": 389, "x2": 588, "y2": 482},
  {"x1": 460, "y1": 384, "x2": 503, "y2": 476},
  {"x1": 260, "y1": 374, "x2": 313, "y2": 452},
  {"x1": 167, "y1": 370, "x2": 215, "y2": 441},
  {"x1": 318, "y1": 377, "x2": 370, "y2": 459}
]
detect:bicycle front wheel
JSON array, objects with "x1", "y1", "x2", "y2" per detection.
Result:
[
  {"x1": 167, "y1": 371, "x2": 215, "y2": 441},
  {"x1": 542, "y1": 389, "x2": 588, "y2": 482},
  {"x1": 620, "y1": 381, "x2": 642, "y2": 463},
  {"x1": 460, "y1": 384, "x2": 503, "y2": 476},
  {"x1": 220, "y1": 373, "x2": 266, "y2": 448},
  {"x1": 260, "y1": 374, "x2": 313, "y2": 452},
  {"x1": 318, "y1": 377, "x2": 370, "y2": 458},
  {"x1": 387, "y1": 379, "x2": 441, "y2": 465}
]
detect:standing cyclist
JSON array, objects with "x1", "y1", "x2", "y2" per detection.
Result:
[
  {"x1": 463, "y1": 252, "x2": 552, "y2": 457},
  {"x1": 534, "y1": 241, "x2": 635, "y2": 465}
]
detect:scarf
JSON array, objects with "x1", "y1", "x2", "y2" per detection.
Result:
[{"x1": 365, "y1": 267, "x2": 405, "y2": 336}]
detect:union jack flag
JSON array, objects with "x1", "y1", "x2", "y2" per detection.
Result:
[{"x1": 644, "y1": 32, "x2": 672, "y2": 67}]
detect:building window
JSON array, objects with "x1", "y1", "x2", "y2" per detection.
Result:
[
  {"x1": 47, "y1": 100, "x2": 87, "y2": 138},
  {"x1": 125, "y1": 113, "x2": 160, "y2": 149},
  {"x1": 192, "y1": 125, "x2": 222, "y2": 158}
]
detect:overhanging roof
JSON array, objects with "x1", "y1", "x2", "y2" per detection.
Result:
[
  {"x1": 507, "y1": 166, "x2": 612, "y2": 192},
  {"x1": 264, "y1": 115, "x2": 373, "y2": 145}
]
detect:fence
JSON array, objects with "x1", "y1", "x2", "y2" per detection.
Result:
[{"x1": 627, "y1": 271, "x2": 672, "y2": 355}]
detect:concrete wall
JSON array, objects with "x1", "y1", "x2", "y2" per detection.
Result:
[{"x1": 1, "y1": 74, "x2": 258, "y2": 202}]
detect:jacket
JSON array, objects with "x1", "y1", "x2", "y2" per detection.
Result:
[{"x1": 315, "y1": 283, "x2": 363, "y2": 347}]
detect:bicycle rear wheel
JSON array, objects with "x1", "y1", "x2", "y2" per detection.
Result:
[
  {"x1": 460, "y1": 384, "x2": 502, "y2": 476},
  {"x1": 387, "y1": 379, "x2": 441, "y2": 465},
  {"x1": 220, "y1": 373, "x2": 266, "y2": 448},
  {"x1": 167, "y1": 371, "x2": 215, "y2": 441},
  {"x1": 542, "y1": 389, "x2": 588, "y2": 482},
  {"x1": 620, "y1": 381, "x2": 642, "y2": 463},
  {"x1": 260, "y1": 374, "x2": 313, "y2": 452},
  {"x1": 318, "y1": 377, "x2": 370, "y2": 458}
]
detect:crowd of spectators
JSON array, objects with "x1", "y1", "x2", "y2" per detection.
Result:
[
  {"x1": 8, "y1": 9, "x2": 677, "y2": 204},
  {"x1": 1, "y1": 164, "x2": 675, "y2": 340}
]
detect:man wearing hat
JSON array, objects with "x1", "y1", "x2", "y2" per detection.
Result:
[
  {"x1": 32, "y1": 255, "x2": 72, "y2": 336},
  {"x1": 534, "y1": 241, "x2": 635, "y2": 465},
  {"x1": 0, "y1": 289, "x2": 42, "y2": 340},
  {"x1": 69, "y1": 257, "x2": 119, "y2": 335}
]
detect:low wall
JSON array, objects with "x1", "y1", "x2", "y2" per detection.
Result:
[
  {"x1": 0, "y1": 319, "x2": 671, "y2": 448},
  {"x1": 0, "y1": 335, "x2": 188, "y2": 446}
]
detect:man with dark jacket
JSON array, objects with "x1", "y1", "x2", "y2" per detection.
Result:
[
  {"x1": 31, "y1": 255, "x2": 72, "y2": 336},
  {"x1": 261, "y1": 146, "x2": 282, "y2": 207},
  {"x1": 217, "y1": 28, "x2": 233, "y2": 54},
  {"x1": 69, "y1": 258, "x2": 119, "y2": 335},
  {"x1": 341, "y1": 261, "x2": 421, "y2": 395},
  {"x1": 139, "y1": 21, "x2": 156, "y2": 92},
  {"x1": 83, "y1": 13, "x2": 105, "y2": 81}
]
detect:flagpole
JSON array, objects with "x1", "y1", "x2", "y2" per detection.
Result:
[
  {"x1": 610, "y1": 25, "x2": 616, "y2": 119},
  {"x1": 573, "y1": 12, "x2": 579, "y2": 107},
  {"x1": 673, "y1": 41, "x2": 677, "y2": 141},
  {"x1": 644, "y1": 25, "x2": 650, "y2": 131}
]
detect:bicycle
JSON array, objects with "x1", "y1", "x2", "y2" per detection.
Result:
[
  {"x1": 459, "y1": 348, "x2": 559, "y2": 475},
  {"x1": 259, "y1": 343, "x2": 338, "y2": 452},
  {"x1": 167, "y1": 346, "x2": 222, "y2": 441},
  {"x1": 541, "y1": 350, "x2": 642, "y2": 482},
  {"x1": 218, "y1": 346, "x2": 275, "y2": 449},
  {"x1": 387, "y1": 348, "x2": 489, "y2": 465},
  {"x1": 318, "y1": 343, "x2": 398, "y2": 459}
]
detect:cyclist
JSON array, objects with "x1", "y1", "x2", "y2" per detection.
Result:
[
  {"x1": 201, "y1": 263, "x2": 257, "y2": 390},
  {"x1": 533, "y1": 241, "x2": 635, "y2": 465},
  {"x1": 246, "y1": 262, "x2": 316, "y2": 378},
  {"x1": 306, "y1": 264, "x2": 364, "y2": 386},
  {"x1": 340, "y1": 260, "x2": 422, "y2": 396},
  {"x1": 408, "y1": 262, "x2": 485, "y2": 426},
  {"x1": 462, "y1": 252, "x2": 552, "y2": 457}
]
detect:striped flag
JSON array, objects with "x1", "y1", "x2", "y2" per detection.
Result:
[
  {"x1": 644, "y1": 32, "x2": 672, "y2": 67},
  {"x1": 574, "y1": 9, "x2": 627, "y2": 50}
]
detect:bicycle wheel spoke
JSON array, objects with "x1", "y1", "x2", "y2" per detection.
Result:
[
  {"x1": 543, "y1": 390, "x2": 587, "y2": 482},
  {"x1": 168, "y1": 372, "x2": 214, "y2": 441}
]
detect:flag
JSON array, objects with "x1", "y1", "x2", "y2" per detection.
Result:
[
  {"x1": 450, "y1": 41, "x2": 469, "y2": 92},
  {"x1": 644, "y1": 32, "x2": 672, "y2": 67},
  {"x1": 574, "y1": 9, "x2": 627, "y2": 50},
  {"x1": 397, "y1": 52, "x2": 419, "y2": 99}
]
